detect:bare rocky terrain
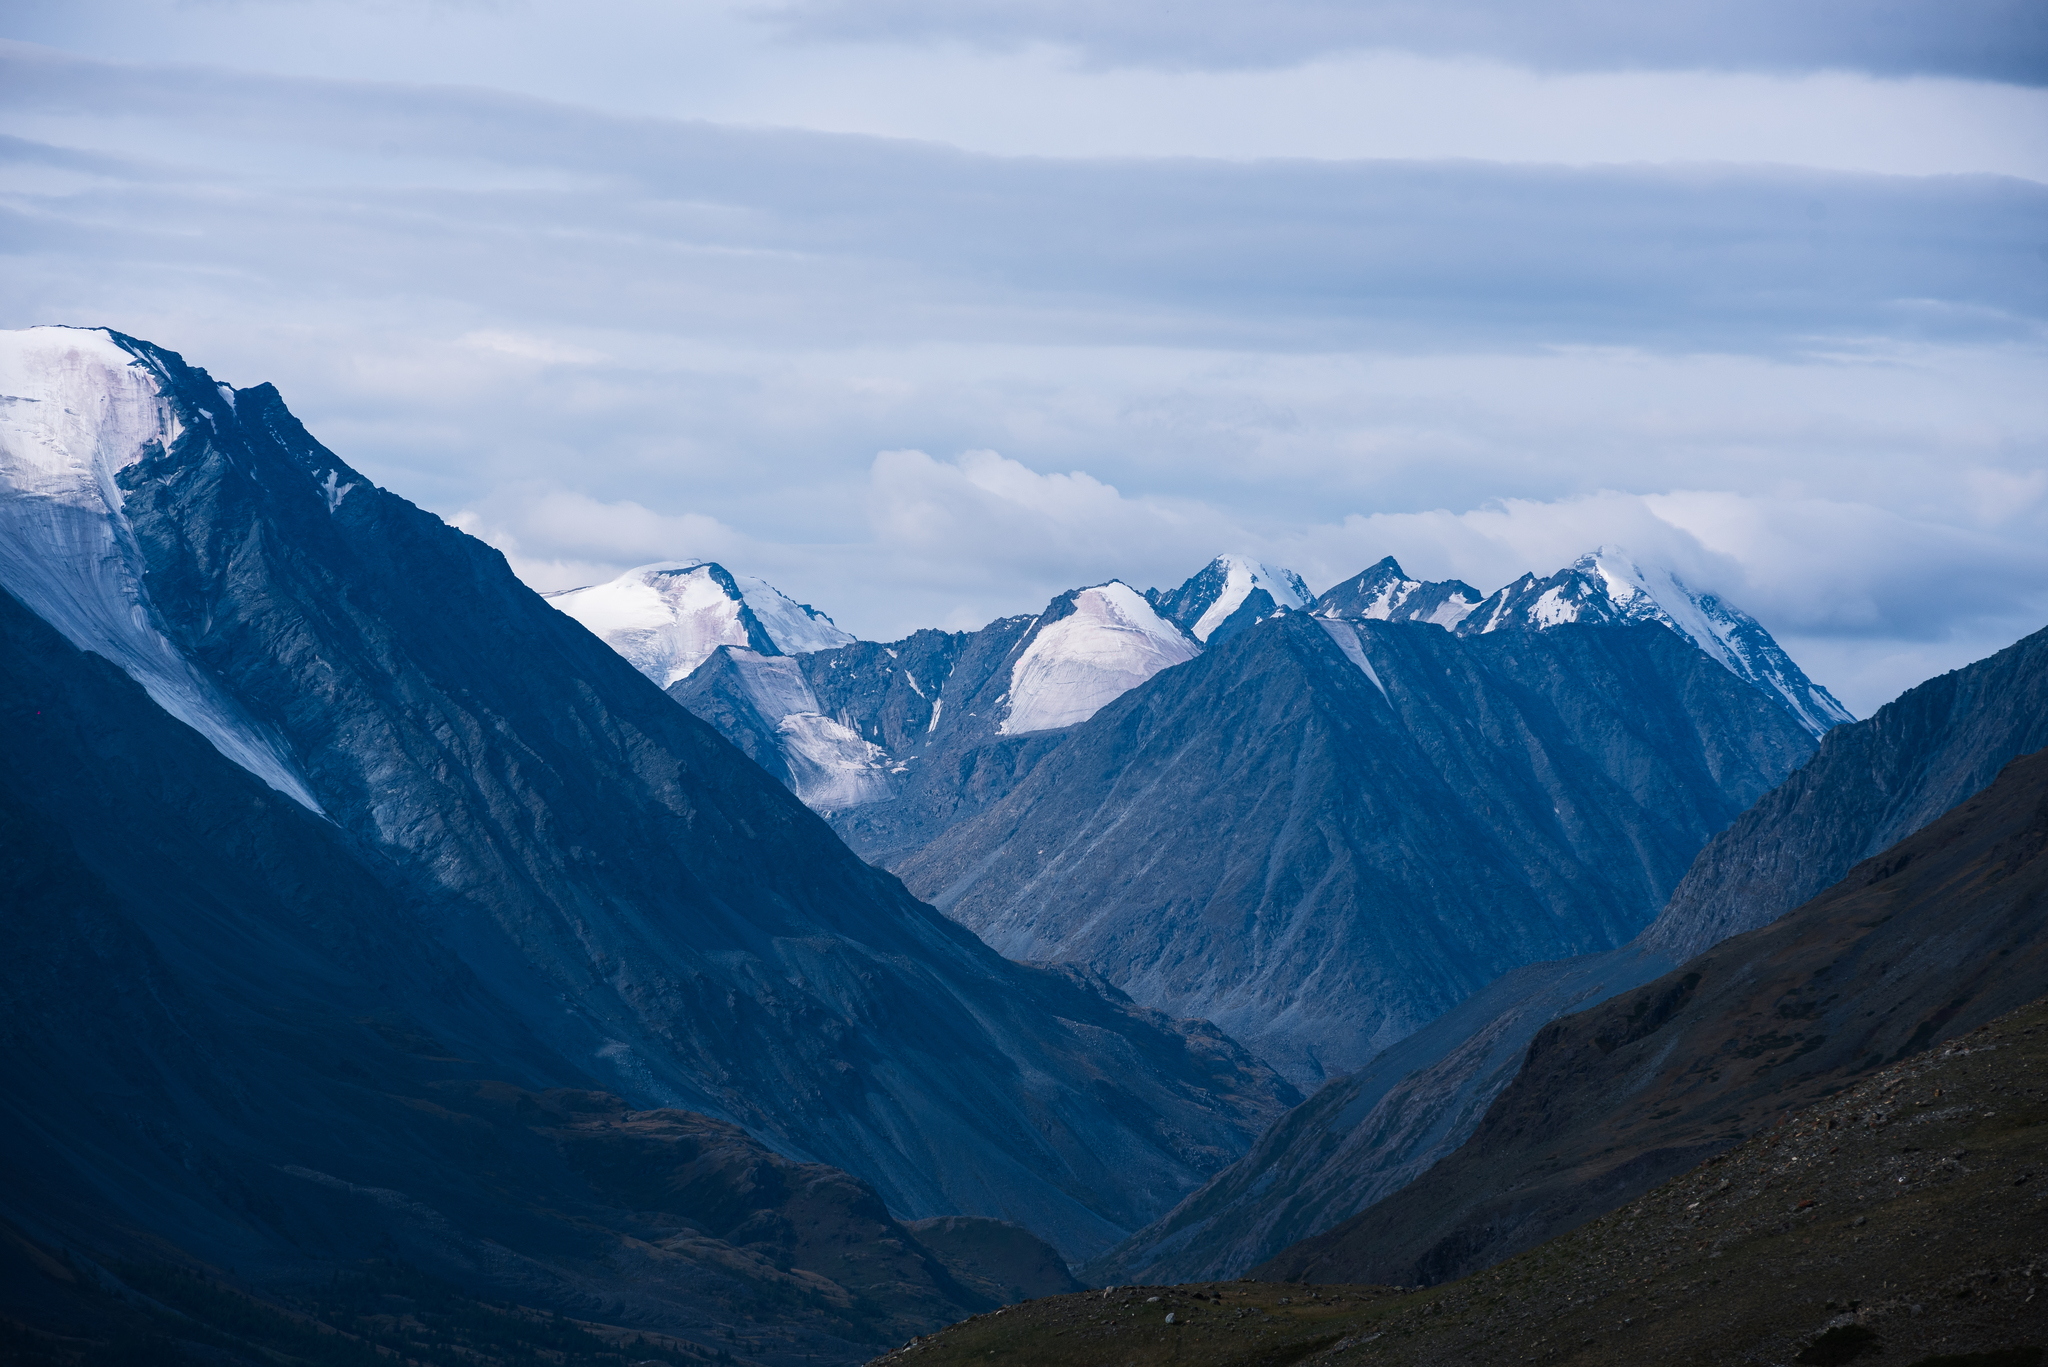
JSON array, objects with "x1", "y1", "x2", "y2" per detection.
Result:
[
  {"x1": 1260, "y1": 742, "x2": 2048, "y2": 1288},
  {"x1": 861, "y1": 993, "x2": 2048, "y2": 1367},
  {"x1": 1096, "y1": 629, "x2": 2048, "y2": 1288}
]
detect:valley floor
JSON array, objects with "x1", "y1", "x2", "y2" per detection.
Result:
[{"x1": 866, "y1": 994, "x2": 2048, "y2": 1367}]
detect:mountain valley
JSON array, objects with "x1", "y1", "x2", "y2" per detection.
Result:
[
  {"x1": 2, "y1": 321, "x2": 2042, "y2": 1367},
  {"x1": 1090, "y1": 621, "x2": 2048, "y2": 1287}
]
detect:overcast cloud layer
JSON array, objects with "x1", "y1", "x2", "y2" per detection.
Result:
[
  {"x1": 2, "y1": 3, "x2": 2044, "y2": 716},
  {"x1": 768, "y1": 0, "x2": 2048, "y2": 83}
]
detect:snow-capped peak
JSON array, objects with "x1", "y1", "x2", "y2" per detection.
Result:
[
  {"x1": 548, "y1": 561, "x2": 855, "y2": 688},
  {"x1": 1456, "y1": 545, "x2": 1854, "y2": 737},
  {"x1": 1001, "y1": 582, "x2": 1200, "y2": 735},
  {"x1": 1190, "y1": 554, "x2": 1311, "y2": 642},
  {"x1": 1312, "y1": 556, "x2": 1481, "y2": 629},
  {"x1": 1573, "y1": 546, "x2": 1855, "y2": 736},
  {"x1": 0, "y1": 326, "x2": 324, "y2": 811},
  {"x1": 1150, "y1": 553, "x2": 1312, "y2": 645}
]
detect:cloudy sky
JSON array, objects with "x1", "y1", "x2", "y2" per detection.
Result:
[{"x1": 3, "y1": 0, "x2": 2045, "y2": 714}]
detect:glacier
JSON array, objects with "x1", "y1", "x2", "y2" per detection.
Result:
[
  {"x1": 1000, "y1": 582, "x2": 1200, "y2": 735},
  {"x1": 726, "y1": 648, "x2": 894, "y2": 808},
  {"x1": 547, "y1": 560, "x2": 855, "y2": 687},
  {"x1": 0, "y1": 327, "x2": 321, "y2": 810}
]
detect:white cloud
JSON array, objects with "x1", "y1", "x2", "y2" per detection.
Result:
[
  {"x1": 451, "y1": 490, "x2": 749, "y2": 591},
  {"x1": 448, "y1": 451, "x2": 2048, "y2": 717},
  {"x1": 1, "y1": 40, "x2": 2039, "y2": 717},
  {"x1": 460, "y1": 330, "x2": 608, "y2": 366}
]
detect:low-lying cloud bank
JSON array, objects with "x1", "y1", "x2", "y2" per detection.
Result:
[{"x1": 458, "y1": 450, "x2": 2048, "y2": 717}]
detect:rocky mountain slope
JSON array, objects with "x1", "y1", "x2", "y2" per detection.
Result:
[
  {"x1": 878, "y1": 993, "x2": 2048, "y2": 1367},
  {"x1": 1149, "y1": 553, "x2": 1311, "y2": 644},
  {"x1": 894, "y1": 613, "x2": 1814, "y2": 1086},
  {"x1": 0, "y1": 580, "x2": 1056, "y2": 1364},
  {"x1": 1643, "y1": 621, "x2": 2048, "y2": 961},
  {"x1": 1093, "y1": 618, "x2": 2048, "y2": 1286},
  {"x1": 1313, "y1": 550, "x2": 1854, "y2": 738},
  {"x1": 0, "y1": 326, "x2": 1298, "y2": 1263},
  {"x1": 1081, "y1": 946, "x2": 1678, "y2": 1286},
  {"x1": 1257, "y1": 740, "x2": 2048, "y2": 1288}
]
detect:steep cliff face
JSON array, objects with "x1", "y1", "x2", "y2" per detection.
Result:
[
  {"x1": 1642, "y1": 622, "x2": 2048, "y2": 961},
  {"x1": 892, "y1": 613, "x2": 1814, "y2": 1088},
  {"x1": 1258, "y1": 741, "x2": 2048, "y2": 1288},
  {"x1": 0, "y1": 326, "x2": 1296, "y2": 1261}
]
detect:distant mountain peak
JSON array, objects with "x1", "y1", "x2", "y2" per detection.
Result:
[
  {"x1": 547, "y1": 560, "x2": 854, "y2": 687},
  {"x1": 1456, "y1": 546, "x2": 1854, "y2": 737},
  {"x1": 1312, "y1": 558, "x2": 1482, "y2": 629},
  {"x1": 1002, "y1": 581, "x2": 1199, "y2": 735},
  {"x1": 0, "y1": 326, "x2": 322, "y2": 810},
  {"x1": 1150, "y1": 553, "x2": 1312, "y2": 645}
]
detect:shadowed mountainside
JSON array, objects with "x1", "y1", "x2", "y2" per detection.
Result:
[
  {"x1": 1642, "y1": 622, "x2": 2048, "y2": 962},
  {"x1": 1093, "y1": 620, "x2": 2048, "y2": 1286},
  {"x1": 0, "y1": 326, "x2": 1298, "y2": 1265},
  {"x1": 0, "y1": 583, "x2": 1075, "y2": 1364},
  {"x1": 1257, "y1": 742, "x2": 2048, "y2": 1288},
  {"x1": 893, "y1": 613, "x2": 1813, "y2": 1087},
  {"x1": 869, "y1": 995, "x2": 2048, "y2": 1367}
]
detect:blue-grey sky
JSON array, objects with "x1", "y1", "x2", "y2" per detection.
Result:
[{"x1": 2, "y1": 0, "x2": 2044, "y2": 713}]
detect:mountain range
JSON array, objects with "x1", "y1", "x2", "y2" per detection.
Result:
[
  {"x1": 7, "y1": 321, "x2": 2036, "y2": 1363},
  {"x1": 0, "y1": 324, "x2": 1301, "y2": 1336},
  {"x1": 1089, "y1": 619, "x2": 2048, "y2": 1287},
  {"x1": 617, "y1": 549, "x2": 1827, "y2": 1088}
]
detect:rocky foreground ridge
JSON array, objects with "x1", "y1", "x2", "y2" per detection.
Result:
[
  {"x1": 1259, "y1": 739, "x2": 2048, "y2": 1287},
  {"x1": 870, "y1": 993, "x2": 2047, "y2": 1367}
]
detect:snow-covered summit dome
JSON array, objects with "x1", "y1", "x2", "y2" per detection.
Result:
[{"x1": 547, "y1": 560, "x2": 855, "y2": 687}]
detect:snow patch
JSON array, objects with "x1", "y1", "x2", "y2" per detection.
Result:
[
  {"x1": 320, "y1": 469, "x2": 355, "y2": 512},
  {"x1": 1527, "y1": 585, "x2": 1585, "y2": 628},
  {"x1": 730, "y1": 569, "x2": 857, "y2": 657},
  {"x1": 1317, "y1": 618, "x2": 1389, "y2": 701},
  {"x1": 774, "y1": 712, "x2": 894, "y2": 808},
  {"x1": 1001, "y1": 582, "x2": 1200, "y2": 735},
  {"x1": 723, "y1": 648, "x2": 892, "y2": 808},
  {"x1": 1424, "y1": 595, "x2": 1479, "y2": 629},
  {"x1": 0, "y1": 326, "x2": 322, "y2": 811}
]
